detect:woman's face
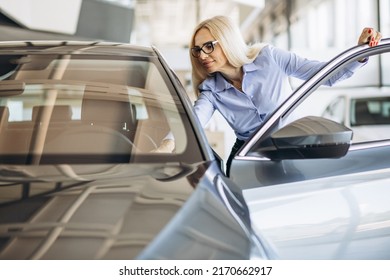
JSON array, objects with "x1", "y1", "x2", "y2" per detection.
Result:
[{"x1": 193, "y1": 28, "x2": 229, "y2": 74}]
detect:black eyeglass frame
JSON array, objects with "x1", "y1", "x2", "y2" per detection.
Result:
[{"x1": 191, "y1": 40, "x2": 219, "y2": 58}]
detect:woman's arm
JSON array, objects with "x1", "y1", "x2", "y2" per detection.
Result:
[{"x1": 152, "y1": 91, "x2": 216, "y2": 153}]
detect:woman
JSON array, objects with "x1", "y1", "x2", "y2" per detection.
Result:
[{"x1": 158, "y1": 15, "x2": 381, "y2": 176}]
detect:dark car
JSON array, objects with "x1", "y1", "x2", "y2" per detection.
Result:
[
  {"x1": 0, "y1": 41, "x2": 273, "y2": 260},
  {"x1": 2, "y1": 38, "x2": 390, "y2": 261}
]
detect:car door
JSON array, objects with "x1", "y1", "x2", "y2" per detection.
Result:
[{"x1": 229, "y1": 38, "x2": 390, "y2": 189}]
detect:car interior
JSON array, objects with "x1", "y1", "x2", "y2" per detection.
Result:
[{"x1": 0, "y1": 55, "x2": 184, "y2": 164}]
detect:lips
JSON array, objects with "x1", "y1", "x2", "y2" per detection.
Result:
[{"x1": 202, "y1": 60, "x2": 214, "y2": 70}]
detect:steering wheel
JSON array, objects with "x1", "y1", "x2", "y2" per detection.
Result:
[{"x1": 42, "y1": 125, "x2": 137, "y2": 163}]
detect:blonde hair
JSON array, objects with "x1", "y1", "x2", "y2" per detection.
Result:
[{"x1": 190, "y1": 15, "x2": 266, "y2": 96}]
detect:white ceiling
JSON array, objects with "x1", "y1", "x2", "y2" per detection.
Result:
[{"x1": 133, "y1": 0, "x2": 263, "y2": 48}]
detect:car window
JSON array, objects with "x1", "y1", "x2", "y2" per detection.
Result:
[
  {"x1": 0, "y1": 54, "x2": 202, "y2": 164},
  {"x1": 351, "y1": 97, "x2": 390, "y2": 126},
  {"x1": 281, "y1": 51, "x2": 390, "y2": 143}
]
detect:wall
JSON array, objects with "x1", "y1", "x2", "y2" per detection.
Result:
[
  {"x1": 0, "y1": 0, "x2": 82, "y2": 34},
  {"x1": 0, "y1": 0, "x2": 135, "y2": 42},
  {"x1": 75, "y1": 0, "x2": 134, "y2": 43}
]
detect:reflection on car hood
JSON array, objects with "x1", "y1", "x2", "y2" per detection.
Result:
[
  {"x1": 0, "y1": 162, "x2": 199, "y2": 259},
  {"x1": 0, "y1": 162, "x2": 258, "y2": 260}
]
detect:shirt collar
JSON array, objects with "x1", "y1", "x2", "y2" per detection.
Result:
[
  {"x1": 243, "y1": 60, "x2": 259, "y2": 72},
  {"x1": 199, "y1": 72, "x2": 232, "y2": 93},
  {"x1": 199, "y1": 59, "x2": 260, "y2": 93}
]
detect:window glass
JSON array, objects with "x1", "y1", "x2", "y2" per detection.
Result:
[
  {"x1": 322, "y1": 96, "x2": 345, "y2": 124},
  {"x1": 0, "y1": 54, "x2": 200, "y2": 164},
  {"x1": 350, "y1": 98, "x2": 390, "y2": 126}
]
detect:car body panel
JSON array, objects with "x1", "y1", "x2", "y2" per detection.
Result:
[
  {"x1": 231, "y1": 141, "x2": 390, "y2": 188},
  {"x1": 243, "y1": 168, "x2": 390, "y2": 259}
]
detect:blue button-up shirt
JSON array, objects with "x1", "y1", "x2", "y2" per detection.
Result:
[{"x1": 194, "y1": 44, "x2": 362, "y2": 140}]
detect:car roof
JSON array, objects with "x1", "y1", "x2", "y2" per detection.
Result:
[{"x1": 0, "y1": 40, "x2": 157, "y2": 57}]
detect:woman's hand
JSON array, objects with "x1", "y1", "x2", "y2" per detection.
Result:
[
  {"x1": 358, "y1": 27, "x2": 382, "y2": 47},
  {"x1": 151, "y1": 139, "x2": 175, "y2": 153}
]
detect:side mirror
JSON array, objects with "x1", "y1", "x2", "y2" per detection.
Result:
[{"x1": 255, "y1": 116, "x2": 353, "y2": 160}]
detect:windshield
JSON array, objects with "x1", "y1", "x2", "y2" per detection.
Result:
[{"x1": 0, "y1": 54, "x2": 202, "y2": 164}]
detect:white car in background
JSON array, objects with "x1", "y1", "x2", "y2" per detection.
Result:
[{"x1": 322, "y1": 88, "x2": 390, "y2": 142}]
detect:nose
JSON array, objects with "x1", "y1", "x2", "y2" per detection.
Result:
[{"x1": 199, "y1": 51, "x2": 208, "y2": 60}]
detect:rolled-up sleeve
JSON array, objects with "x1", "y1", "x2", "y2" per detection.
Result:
[{"x1": 270, "y1": 45, "x2": 365, "y2": 86}]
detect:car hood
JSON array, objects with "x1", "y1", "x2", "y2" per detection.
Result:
[
  {"x1": 0, "y1": 162, "x2": 258, "y2": 260},
  {"x1": 243, "y1": 168, "x2": 390, "y2": 259}
]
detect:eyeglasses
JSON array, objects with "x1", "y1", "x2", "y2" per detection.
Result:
[{"x1": 191, "y1": 40, "x2": 218, "y2": 58}]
